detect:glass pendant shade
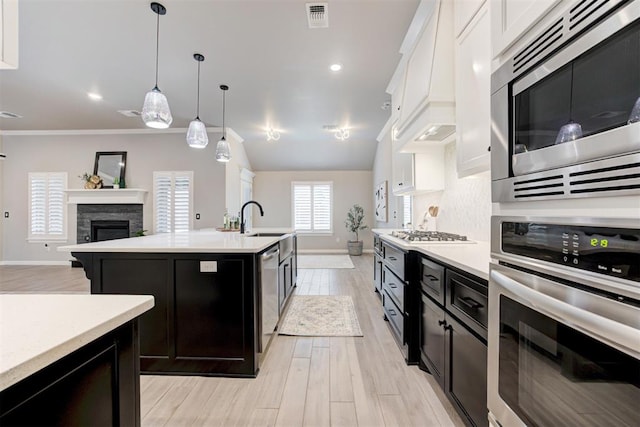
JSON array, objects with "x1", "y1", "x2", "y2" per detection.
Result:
[
  {"x1": 629, "y1": 97, "x2": 640, "y2": 124},
  {"x1": 555, "y1": 121, "x2": 583, "y2": 144},
  {"x1": 215, "y1": 137, "x2": 231, "y2": 162},
  {"x1": 186, "y1": 118, "x2": 208, "y2": 148},
  {"x1": 142, "y1": 88, "x2": 172, "y2": 129}
]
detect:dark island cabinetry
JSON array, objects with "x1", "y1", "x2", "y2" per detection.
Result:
[
  {"x1": 74, "y1": 251, "x2": 261, "y2": 377},
  {"x1": 0, "y1": 321, "x2": 140, "y2": 426}
]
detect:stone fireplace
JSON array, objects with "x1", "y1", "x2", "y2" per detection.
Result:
[{"x1": 77, "y1": 204, "x2": 143, "y2": 243}]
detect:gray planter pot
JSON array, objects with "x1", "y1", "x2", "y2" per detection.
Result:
[{"x1": 347, "y1": 241, "x2": 363, "y2": 256}]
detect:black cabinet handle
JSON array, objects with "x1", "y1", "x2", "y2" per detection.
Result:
[
  {"x1": 389, "y1": 283, "x2": 397, "y2": 289},
  {"x1": 424, "y1": 274, "x2": 438, "y2": 282},
  {"x1": 458, "y1": 296, "x2": 483, "y2": 310},
  {"x1": 388, "y1": 309, "x2": 397, "y2": 316},
  {"x1": 438, "y1": 320, "x2": 446, "y2": 326},
  {"x1": 388, "y1": 256, "x2": 397, "y2": 261},
  {"x1": 487, "y1": 146, "x2": 491, "y2": 152},
  {"x1": 444, "y1": 324, "x2": 453, "y2": 331}
]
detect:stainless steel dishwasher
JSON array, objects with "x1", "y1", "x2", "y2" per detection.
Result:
[{"x1": 259, "y1": 246, "x2": 279, "y2": 359}]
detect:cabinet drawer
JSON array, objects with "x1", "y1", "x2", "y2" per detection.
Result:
[
  {"x1": 383, "y1": 242, "x2": 405, "y2": 280},
  {"x1": 446, "y1": 270, "x2": 488, "y2": 339},
  {"x1": 383, "y1": 291, "x2": 404, "y2": 343},
  {"x1": 421, "y1": 257, "x2": 445, "y2": 306},
  {"x1": 382, "y1": 266, "x2": 404, "y2": 312},
  {"x1": 373, "y1": 234, "x2": 383, "y2": 255}
]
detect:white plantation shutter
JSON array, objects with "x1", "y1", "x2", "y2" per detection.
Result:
[
  {"x1": 292, "y1": 182, "x2": 333, "y2": 233},
  {"x1": 403, "y1": 195, "x2": 412, "y2": 228},
  {"x1": 28, "y1": 172, "x2": 67, "y2": 241},
  {"x1": 154, "y1": 171, "x2": 193, "y2": 233}
]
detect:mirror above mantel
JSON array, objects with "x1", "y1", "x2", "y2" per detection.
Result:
[{"x1": 94, "y1": 151, "x2": 126, "y2": 188}]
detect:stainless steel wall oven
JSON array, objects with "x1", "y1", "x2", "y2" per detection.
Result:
[
  {"x1": 491, "y1": 0, "x2": 640, "y2": 202},
  {"x1": 488, "y1": 215, "x2": 640, "y2": 427}
]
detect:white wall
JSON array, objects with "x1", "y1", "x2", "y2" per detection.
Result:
[
  {"x1": 0, "y1": 134, "x2": 3, "y2": 261},
  {"x1": 225, "y1": 135, "x2": 252, "y2": 217},
  {"x1": 1, "y1": 130, "x2": 251, "y2": 262},
  {"x1": 372, "y1": 123, "x2": 403, "y2": 229},
  {"x1": 252, "y1": 171, "x2": 374, "y2": 252},
  {"x1": 413, "y1": 141, "x2": 491, "y2": 242}
]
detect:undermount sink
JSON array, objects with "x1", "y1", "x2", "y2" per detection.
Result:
[{"x1": 245, "y1": 232, "x2": 286, "y2": 237}]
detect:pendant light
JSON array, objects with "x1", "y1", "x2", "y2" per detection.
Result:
[
  {"x1": 186, "y1": 53, "x2": 208, "y2": 148},
  {"x1": 216, "y1": 85, "x2": 231, "y2": 162},
  {"x1": 141, "y1": 2, "x2": 173, "y2": 129},
  {"x1": 555, "y1": 63, "x2": 582, "y2": 144}
]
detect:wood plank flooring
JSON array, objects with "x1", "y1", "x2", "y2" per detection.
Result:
[{"x1": 0, "y1": 256, "x2": 464, "y2": 426}]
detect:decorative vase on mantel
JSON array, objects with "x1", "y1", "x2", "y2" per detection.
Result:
[{"x1": 80, "y1": 173, "x2": 103, "y2": 189}]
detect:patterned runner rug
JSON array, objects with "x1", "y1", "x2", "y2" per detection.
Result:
[
  {"x1": 278, "y1": 295, "x2": 363, "y2": 337},
  {"x1": 297, "y1": 255, "x2": 355, "y2": 269}
]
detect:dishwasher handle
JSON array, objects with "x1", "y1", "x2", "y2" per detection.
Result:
[{"x1": 262, "y1": 247, "x2": 279, "y2": 261}]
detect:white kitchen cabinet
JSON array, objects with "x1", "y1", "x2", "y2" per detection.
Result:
[
  {"x1": 0, "y1": 0, "x2": 19, "y2": 69},
  {"x1": 490, "y1": 0, "x2": 560, "y2": 59},
  {"x1": 455, "y1": 2, "x2": 491, "y2": 178},
  {"x1": 392, "y1": 146, "x2": 445, "y2": 195},
  {"x1": 390, "y1": 62, "x2": 407, "y2": 126},
  {"x1": 454, "y1": 0, "x2": 486, "y2": 37}
]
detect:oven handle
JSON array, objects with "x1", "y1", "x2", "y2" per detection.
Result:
[{"x1": 491, "y1": 269, "x2": 640, "y2": 359}]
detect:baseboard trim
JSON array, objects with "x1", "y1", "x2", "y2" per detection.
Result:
[
  {"x1": 297, "y1": 249, "x2": 374, "y2": 254},
  {"x1": 0, "y1": 261, "x2": 71, "y2": 266}
]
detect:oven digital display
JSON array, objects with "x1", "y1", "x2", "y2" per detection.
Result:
[{"x1": 501, "y1": 222, "x2": 640, "y2": 282}]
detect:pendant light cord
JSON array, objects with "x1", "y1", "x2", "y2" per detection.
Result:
[
  {"x1": 196, "y1": 60, "x2": 201, "y2": 119},
  {"x1": 222, "y1": 89, "x2": 226, "y2": 138},
  {"x1": 155, "y1": 12, "x2": 160, "y2": 89}
]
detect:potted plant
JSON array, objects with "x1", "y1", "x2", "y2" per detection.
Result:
[
  {"x1": 113, "y1": 177, "x2": 120, "y2": 189},
  {"x1": 345, "y1": 204, "x2": 367, "y2": 256}
]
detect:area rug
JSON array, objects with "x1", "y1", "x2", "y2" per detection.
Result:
[
  {"x1": 297, "y1": 254, "x2": 355, "y2": 269},
  {"x1": 278, "y1": 295, "x2": 363, "y2": 337}
]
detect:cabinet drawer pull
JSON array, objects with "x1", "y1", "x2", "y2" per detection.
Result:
[
  {"x1": 443, "y1": 324, "x2": 453, "y2": 331},
  {"x1": 438, "y1": 319, "x2": 446, "y2": 326},
  {"x1": 458, "y1": 296, "x2": 483, "y2": 309},
  {"x1": 389, "y1": 283, "x2": 398, "y2": 289},
  {"x1": 424, "y1": 274, "x2": 438, "y2": 282},
  {"x1": 388, "y1": 308, "x2": 397, "y2": 316},
  {"x1": 388, "y1": 256, "x2": 397, "y2": 261}
]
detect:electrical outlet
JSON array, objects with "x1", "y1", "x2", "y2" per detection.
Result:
[
  {"x1": 196, "y1": 213, "x2": 201, "y2": 220},
  {"x1": 200, "y1": 261, "x2": 217, "y2": 273}
]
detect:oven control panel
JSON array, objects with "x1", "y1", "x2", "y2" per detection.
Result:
[{"x1": 501, "y1": 222, "x2": 640, "y2": 282}]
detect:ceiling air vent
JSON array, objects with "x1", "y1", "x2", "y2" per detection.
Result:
[
  {"x1": 306, "y1": 3, "x2": 328, "y2": 28},
  {"x1": 118, "y1": 110, "x2": 142, "y2": 118},
  {"x1": 0, "y1": 111, "x2": 22, "y2": 119}
]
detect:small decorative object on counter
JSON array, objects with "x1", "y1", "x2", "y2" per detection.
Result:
[
  {"x1": 113, "y1": 177, "x2": 120, "y2": 189},
  {"x1": 79, "y1": 172, "x2": 103, "y2": 189},
  {"x1": 223, "y1": 211, "x2": 229, "y2": 230},
  {"x1": 345, "y1": 204, "x2": 367, "y2": 256}
]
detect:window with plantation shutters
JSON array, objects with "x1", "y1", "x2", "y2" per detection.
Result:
[
  {"x1": 403, "y1": 195, "x2": 413, "y2": 228},
  {"x1": 153, "y1": 171, "x2": 193, "y2": 233},
  {"x1": 28, "y1": 172, "x2": 67, "y2": 241},
  {"x1": 292, "y1": 182, "x2": 332, "y2": 233}
]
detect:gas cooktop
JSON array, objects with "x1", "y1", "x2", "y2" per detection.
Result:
[{"x1": 390, "y1": 230, "x2": 475, "y2": 244}]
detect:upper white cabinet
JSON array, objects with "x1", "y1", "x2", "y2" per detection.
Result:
[
  {"x1": 454, "y1": 0, "x2": 486, "y2": 37},
  {"x1": 391, "y1": 0, "x2": 456, "y2": 151},
  {"x1": 0, "y1": 0, "x2": 19, "y2": 69},
  {"x1": 455, "y1": 1, "x2": 491, "y2": 178},
  {"x1": 490, "y1": 0, "x2": 561, "y2": 59},
  {"x1": 392, "y1": 142, "x2": 445, "y2": 195}
]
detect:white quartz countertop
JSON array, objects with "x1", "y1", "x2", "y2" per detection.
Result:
[
  {"x1": 0, "y1": 294, "x2": 154, "y2": 391},
  {"x1": 372, "y1": 229, "x2": 490, "y2": 281},
  {"x1": 59, "y1": 228, "x2": 295, "y2": 254}
]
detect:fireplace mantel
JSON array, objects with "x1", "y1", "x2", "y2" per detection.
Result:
[{"x1": 65, "y1": 189, "x2": 148, "y2": 205}]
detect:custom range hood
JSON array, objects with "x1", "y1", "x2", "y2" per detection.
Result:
[{"x1": 388, "y1": 0, "x2": 455, "y2": 152}]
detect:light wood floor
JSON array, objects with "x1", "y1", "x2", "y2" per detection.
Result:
[{"x1": 0, "y1": 256, "x2": 464, "y2": 426}]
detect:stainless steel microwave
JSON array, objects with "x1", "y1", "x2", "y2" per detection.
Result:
[{"x1": 491, "y1": 0, "x2": 640, "y2": 202}]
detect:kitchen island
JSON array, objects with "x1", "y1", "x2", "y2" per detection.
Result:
[
  {"x1": 0, "y1": 294, "x2": 153, "y2": 426},
  {"x1": 59, "y1": 229, "x2": 296, "y2": 378}
]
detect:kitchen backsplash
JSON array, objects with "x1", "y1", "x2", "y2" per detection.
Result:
[{"x1": 413, "y1": 142, "x2": 491, "y2": 242}]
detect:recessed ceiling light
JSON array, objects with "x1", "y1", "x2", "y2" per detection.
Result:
[
  {"x1": 329, "y1": 63, "x2": 342, "y2": 72},
  {"x1": 87, "y1": 92, "x2": 103, "y2": 101}
]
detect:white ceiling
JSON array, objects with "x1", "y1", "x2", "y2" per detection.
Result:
[{"x1": 0, "y1": 0, "x2": 419, "y2": 170}]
